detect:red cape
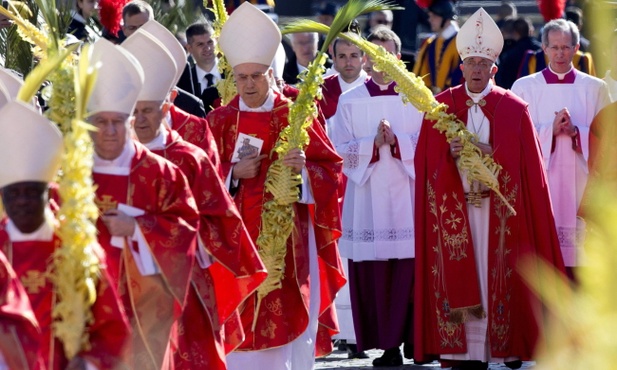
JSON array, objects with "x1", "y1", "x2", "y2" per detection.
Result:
[{"x1": 414, "y1": 85, "x2": 565, "y2": 361}]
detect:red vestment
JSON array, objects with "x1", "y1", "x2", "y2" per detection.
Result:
[
  {"x1": 207, "y1": 92, "x2": 346, "y2": 356},
  {"x1": 151, "y1": 129, "x2": 266, "y2": 370},
  {"x1": 319, "y1": 74, "x2": 342, "y2": 120},
  {"x1": 93, "y1": 142, "x2": 199, "y2": 370},
  {"x1": 0, "y1": 249, "x2": 42, "y2": 370},
  {"x1": 414, "y1": 85, "x2": 565, "y2": 361},
  {"x1": 169, "y1": 104, "x2": 222, "y2": 177},
  {"x1": 0, "y1": 220, "x2": 129, "y2": 370}
]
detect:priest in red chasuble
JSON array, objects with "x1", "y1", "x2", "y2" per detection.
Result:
[
  {"x1": 0, "y1": 101, "x2": 130, "y2": 370},
  {"x1": 86, "y1": 38, "x2": 199, "y2": 370},
  {"x1": 207, "y1": 3, "x2": 345, "y2": 370},
  {"x1": 414, "y1": 8, "x2": 566, "y2": 370},
  {"x1": 122, "y1": 27, "x2": 267, "y2": 370}
]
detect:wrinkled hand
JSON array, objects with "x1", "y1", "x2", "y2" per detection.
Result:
[
  {"x1": 553, "y1": 108, "x2": 576, "y2": 136},
  {"x1": 474, "y1": 141, "x2": 493, "y2": 156},
  {"x1": 101, "y1": 209, "x2": 136, "y2": 237},
  {"x1": 282, "y1": 148, "x2": 306, "y2": 174},
  {"x1": 232, "y1": 153, "x2": 267, "y2": 179}
]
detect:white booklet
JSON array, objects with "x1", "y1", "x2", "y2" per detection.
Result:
[{"x1": 231, "y1": 133, "x2": 264, "y2": 163}]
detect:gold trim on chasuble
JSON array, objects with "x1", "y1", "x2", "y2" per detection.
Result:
[
  {"x1": 489, "y1": 172, "x2": 517, "y2": 353},
  {"x1": 427, "y1": 179, "x2": 467, "y2": 350}
]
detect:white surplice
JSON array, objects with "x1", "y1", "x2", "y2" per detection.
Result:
[
  {"x1": 512, "y1": 68, "x2": 610, "y2": 266},
  {"x1": 330, "y1": 83, "x2": 423, "y2": 262}
]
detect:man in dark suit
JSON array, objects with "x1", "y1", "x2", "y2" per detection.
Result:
[
  {"x1": 283, "y1": 32, "x2": 332, "y2": 85},
  {"x1": 177, "y1": 22, "x2": 223, "y2": 113}
]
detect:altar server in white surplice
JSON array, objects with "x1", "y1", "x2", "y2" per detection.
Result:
[
  {"x1": 329, "y1": 27, "x2": 423, "y2": 366},
  {"x1": 511, "y1": 18, "x2": 610, "y2": 275}
]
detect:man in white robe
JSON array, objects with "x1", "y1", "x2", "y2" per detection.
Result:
[
  {"x1": 330, "y1": 27, "x2": 423, "y2": 367},
  {"x1": 511, "y1": 18, "x2": 610, "y2": 274}
]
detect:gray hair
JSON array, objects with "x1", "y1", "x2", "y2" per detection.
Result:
[
  {"x1": 541, "y1": 19, "x2": 580, "y2": 47},
  {"x1": 291, "y1": 32, "x2": 318, "y2": 44}
]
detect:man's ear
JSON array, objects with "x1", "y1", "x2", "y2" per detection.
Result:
[{"x1": 161, "y1": 101, "x2": 172, "y2": 116}]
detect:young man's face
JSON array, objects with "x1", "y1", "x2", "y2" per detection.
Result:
[
  {"x1": 1, "y1": 181, "x2": 48, "y2": 233},
  {"x1": 187, "y1": 33, "x2": 217, "y2": 68},
  {"x1": 333, "y1": 42, "x2": 364, "y2": 83}
]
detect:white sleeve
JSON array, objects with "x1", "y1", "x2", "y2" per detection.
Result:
[{"x1": 297, "y1": 167, "x2": 315, "y2": 204}]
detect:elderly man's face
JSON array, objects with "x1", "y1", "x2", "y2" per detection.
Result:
[
  {"x1": 233, "y1": 63, "x2": 272, "y2": 109},
  {"x1": 543, "y1": 29, "x2": 579, "y2": 74},
  {"x1": 291, "y1": 33, "x2": 318, "y2": 67},
  {"x1": 461, "y1": 57, "x2": 497, "y2": 93},
  {"x1": 89, "y1": 111, "x2": 130, "y2": 160},
  {"x1": 132, "y1": 101, "x2": 165, "y2": 144},
  {"x1": 122, "y1": 12, "x2": 149, "y2": 37}
]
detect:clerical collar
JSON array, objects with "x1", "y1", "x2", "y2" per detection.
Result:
[
  {"x1": 93, "y1": 139, "x2": 135, "y2": 175},
  {"x1": 543, "y1": 65, "x2": 576, "y2": 84},
  {"x1": 296, "y1": 62, "x2": 308, "y2": 75},
  {"x1": 440, "y1": 22, "x2": 459, "y2": 39},
  {"x1": 465, "y1": 80, "x2": 492, "y2": 104},
  {"x1": 143, "y1": 128, "x2": 167, "y2": 151},
  {"x1": 366, "y1": 78, "x2": 397, "y2": 96},
  {"x1": 6, "y1": 207, "x2": 55, "y2": 242},
  {"x1": 239, "y1": 89, "x2": 275, "y2": 112}
]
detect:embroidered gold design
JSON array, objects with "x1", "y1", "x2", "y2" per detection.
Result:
[
  {"x1": 490, "y1": 172, "x2": 517, "y2": 352},
  {"x1": 466, "y1": 98, "x2": 486, "y2": 108},
  {"x1": 95, "y1": 195, "x2": 118, "y2": 213},
  {"x1": 21, "y1": 270, "x2": 46, "y2": 294},
  {"x1": 260, "y1": 318, "x2": 277, "y2": 339}
]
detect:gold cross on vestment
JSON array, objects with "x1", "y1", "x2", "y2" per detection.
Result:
[
  {"x1": 21, "y1": 270, "x2": 46, "y2": 294},
  {"x1": 95, "y1": 195, "x2": 118, "y2": 213}
]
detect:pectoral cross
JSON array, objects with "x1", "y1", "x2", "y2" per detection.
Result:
[
  {"x1": 95, "y1": 195, "x2": 118, "y2": 213},
  {"x1": 21, "y1": 270, "x2": 46, "y2": 294}
]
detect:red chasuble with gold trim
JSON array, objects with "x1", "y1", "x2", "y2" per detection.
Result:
[
  {"x1": 0, "y1": 248, "x2": 42, "y2": 370},
  {"x1": 151, "y1": 129, "x2": 267, "y2": 370},
  {"x1": 169, "y1": 104, "x2": 222, "y2": 177},
  {"x1": 0, "y1": 220, "x2": 129, "y2": 370},
  {"x1": 207, "y1": 91, "x2": 346, "y2": 356},
  {"x1": 93, "y1": 142, "x2": 199, "y2": 370},
  {"x1": 414, "y1": 84, "x2": 566, "y2": 361}
]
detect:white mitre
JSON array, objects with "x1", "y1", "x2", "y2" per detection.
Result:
[
  {"x1": 87, "y1": 38, "x2": 144, "y2": 115},
  {"x1": 122, "y1": 29, "x2": 177, "y2": 101},
  {"x1": 219, "y1": 2, "x2": 282, "y2": 67},
  {"x1": 271, "y1": 43, "x2": 286, "y2": 80},
  {"x1": 0, "y1": 101, "x2": 63, "y2": 188},
  {"x1": 456, "y1": 8, "x2": 503, "y2": 62},
  {"x1": 0, "y1": 68, "x2": 22, "y2": 100},
  {"x1": 139, "y1": 20, "x2": 187, "y2": 86}
]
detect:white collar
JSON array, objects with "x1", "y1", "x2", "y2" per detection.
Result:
[
  {"x1": 71, "y1": 10, "x2": 86, "y2": 24},
  {"x1": 239, "y1": 89, "x2": 275, "y2": 112},
  {"x1": 465, "y1": 80, "x2": 492, "y2": 103},
  {"x1": 296, "y1": 62, "x2": 308, "y2": 74},
  {"x1": 338, "y1": 70, "x2": 367, "y2": 93},
  {"x1": 548, "y1": 64, "x2": 573, "y2": 80},
  {"x1": 195, "y1": 60, "x2": 221, "y2": 81},
  {"x1": 441, "y1": 22, "x2": 459, "y2": 39},
  {"x1": 93, "y1": 140, "x2": 135, "y2": 175},
  {"x1": 142, "y1": 127, "x2": 167, "y2": 151},
  {"x1": 6, "y1": 207, "x2": 55, "y2": 242}
]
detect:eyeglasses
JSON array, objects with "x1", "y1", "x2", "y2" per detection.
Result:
[
  {"x1": 235, "y1": 71, "x2": 269, "y2": 84},
  {"x1": 547, "y1": 45, "x2": 574, "y2": 52},
  {"x1": 463, "y1": 60, "x2": 493, "y2": 70},
  {"x1": 374, "y1": 19, "x2": 391, "y2": 25}
]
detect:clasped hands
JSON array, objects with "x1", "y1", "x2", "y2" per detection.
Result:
[
  {"x1": 553, "y1": 108, "x2": 577, "y2": 137},
  {"x1": 374, "y1": 119, "x2": 396, "y2": 147},
  {"x1": 232, "y1": 149, "x2": 306, "y2": 180}
]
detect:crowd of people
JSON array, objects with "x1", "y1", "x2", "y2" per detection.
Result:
[{"x1": 0, "y1": 0, "x2": 613, "y2": 369}]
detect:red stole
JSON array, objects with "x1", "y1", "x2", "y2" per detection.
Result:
[
  {"x1": 319, "y1": 74, "x2": 342, "y2": 119},
  {"x1": 414, "y1": 84, "x2": 565, "y2": 361},
  {"x1": 0, "y1": 246, "x2": 42, "y2": 370},
  {"x1": 93, "y1": 143, "x2": 198, "y2": 369},
  {"x1": 207, "y1": 92, "x2": 346, "y2": 355}
]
